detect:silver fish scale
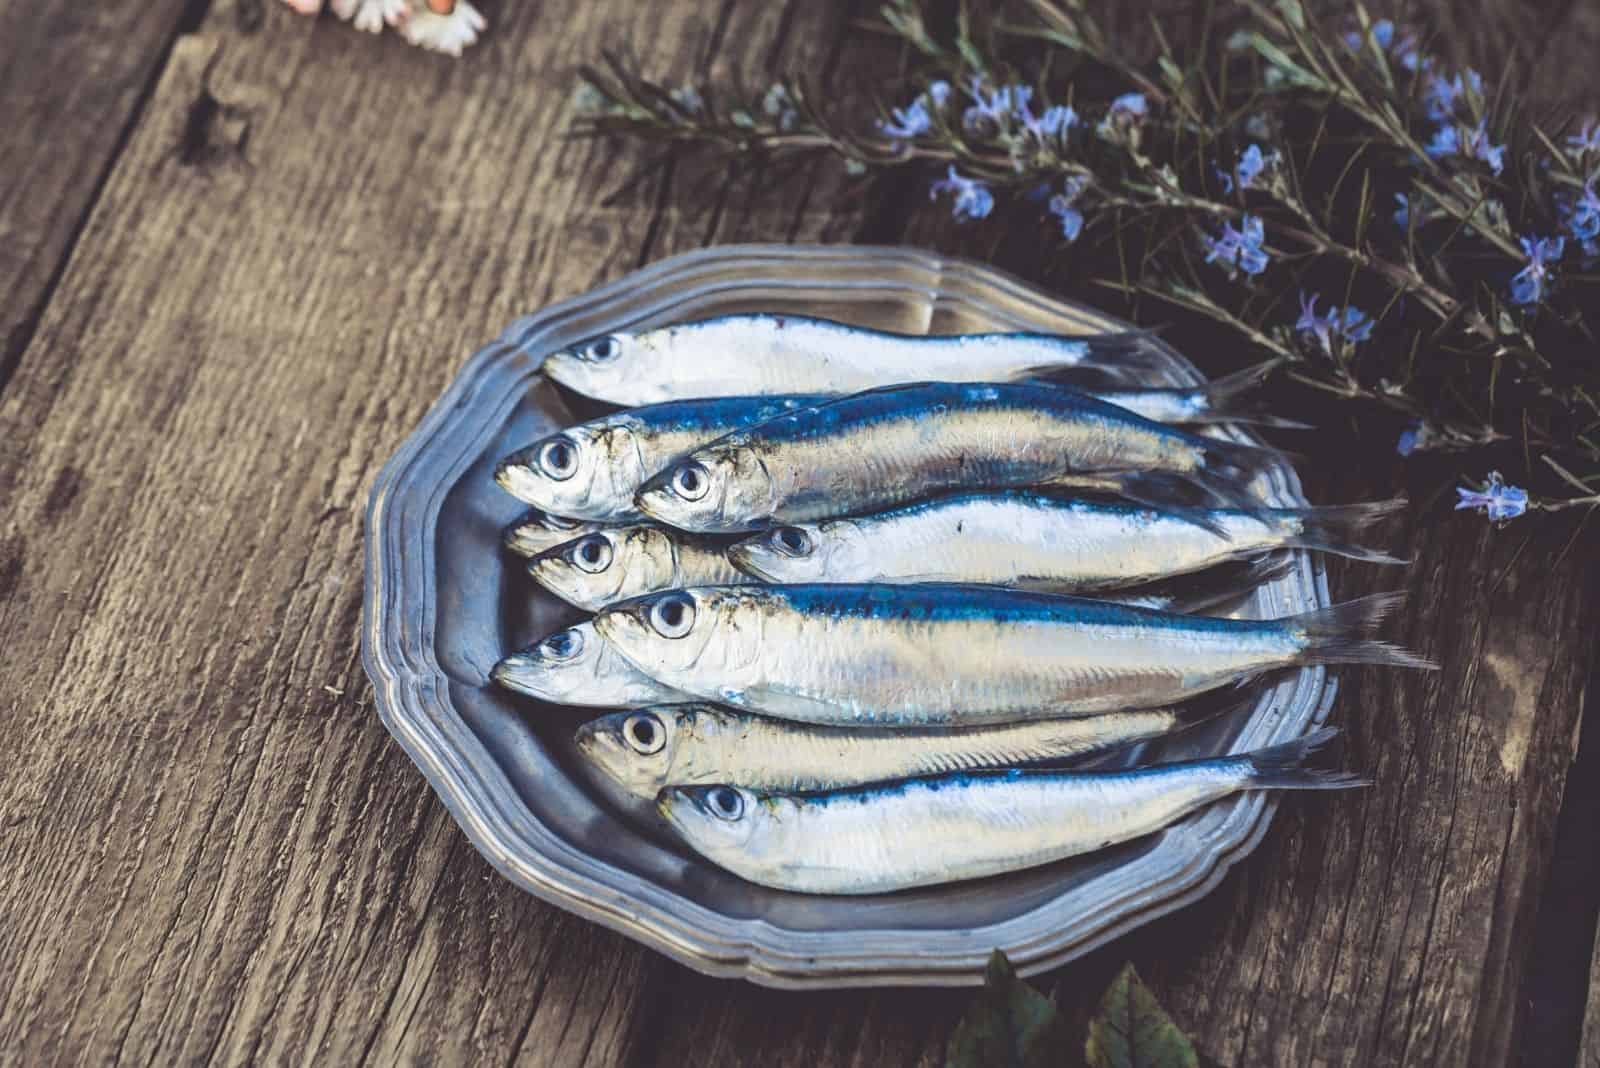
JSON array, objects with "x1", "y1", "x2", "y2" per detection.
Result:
[{"x1": 715, "y1": 761, "x2": 1249, "y2": 893}]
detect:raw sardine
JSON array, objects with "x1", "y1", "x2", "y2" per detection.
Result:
[
  {"x1": 503, "y1": 508, "x2": 611, "y2": 558},
  {"x1": 495, "y1": 394, "x2": 829, "y2": 521},
  {"x1": 490, "y1": 621, "x2": 695, "y2": 708},
  {"x1": 728, "y1": 494, "x2": 1405, "y2": 589},
  {"x1": 659, "y1": 727, "x2": 1363, "y2": 894},
  {"x1": 541, "y1": 314, "x2": 1167, "y2": 405},
  {"x1": 575, "y1": 702, "x2": 1209, "y2": 801},
  {"x1": 592, "y1": 585, "x2": 1433, "y2": 726},
  {"x1": 530, "y1": 525, "x2": 752, "y2": 611},
  {"x1": 634, "y1": 382, "x2": 1283, "y2": 533}
]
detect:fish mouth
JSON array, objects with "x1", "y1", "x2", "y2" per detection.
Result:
[
  {"x1": 726, "y1": 540, "x2": 779, "y2": 581},
  {"x1": 634, "y1": 488, "x2": 688, "y2": 531},
  {"x1": 489, "y1": 652, "x2": 536, "y2": 694},
  {"x1": 526, "y1": 556, "x2": 574, "y2": 595},
  {"x1": 494, "y1": 455, "x2": 546, "y2": 506}
]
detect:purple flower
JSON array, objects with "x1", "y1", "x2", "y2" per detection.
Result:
[
  {"x1": 1394, "y1": 192, "x2": 1414, "y2": 228},
  {"x1": 1098, "y1": 92, "x2": 1148, "y2": 139},
  {"x1": 1559, "y1": 179, "x2": 1600, "y2": 242},
  {"x1": 1219, "y1": 143, "x2": 1273, "y2": 193},
  {"x1": 1047, "y1": 174, "x2": 1090, "y2": 241},
  {"x1": 1343, "y1": 19, "x2": 1427, "y2": 71},
  {"x1": 1296, "y1": 292, "x2": 1375, "y2": 351},
  {"x1": 930, "y1": 166, "x2": 994, "y2": 223},
  {"x1": 1397, "y1": 423, "x2": 1421, "y2": 456},
  {"x1": 1567, "y1": 119, "x2": 1600, "y2": 155},
  {"x1": 1426, "y1": 119, "x2": 1505, "y2": 175},
  {"x1": 881, "y1": 101, "x2": 931, "y2": 139},
  {"x1": 1455, "y1": 472, "x2": 1529, "y2": 522},
  {"x1": 963, "y1": 78, "x2": 1032, "y2": 135},
  {"x1": 1508, "y1": 235, "x2": 1564, "y2": 304},
  {"x1": 1202, "y1": 215, "x2": 1269, "y2": 277},
  {"x1": 1423, "y1": 69, "x2": 1482, "y2": 122},
  {"x1": 1027, "y1": 104, "x2": 1078, "y2": 140},
  {"x1": 880, "y1": 82, "x2": 950, "y2": 141},
  {"x1": 1109, "y1": 92, "x2": 1147, "y2": 118}
]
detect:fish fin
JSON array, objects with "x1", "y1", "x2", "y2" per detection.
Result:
[
  {"x1": 1107, "y1": 472, "x2": 1231, "y2": 533},
  {"x1": 1185, "y1": 360, "x2": 1312, "y2": 428},
  {"x1": 1284, "y1": 499, "x2": 1410, "y2": 564},
  {"x1": 1157, "y1": 554, "x2": 1295, "y2": 615},
  {"x1": 1239, "y1": 727, "x2": 1371, "y2": 790},
  {"x1": 1186, "y1": 436, "x2": 1306, "y2": 515},
  {"x1": 1290, "y1": 591, "x2": 1438, "y2": 670},
  {"x1": 1019, "y1": 329, "x2": 1175, "y2": 385}
]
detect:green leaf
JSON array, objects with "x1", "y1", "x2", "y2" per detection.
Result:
[
  {"x1": 1085, "y1": 964, "x2": 1198, "y2": 1068},
  {"x1": 946, "y1": 950, "x2": 1069, "y2": 1068}
]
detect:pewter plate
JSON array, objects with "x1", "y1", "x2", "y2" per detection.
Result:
[{"x1": 361, "y1": 244, "x2": 1335, "y2": 988}]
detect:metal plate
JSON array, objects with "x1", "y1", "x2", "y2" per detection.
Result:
[{"x1": 361, "y1": 244, "x2": 1335, "y2": 988}]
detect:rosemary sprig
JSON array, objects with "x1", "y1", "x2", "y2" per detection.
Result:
[{"x1": 571, "y1": 0, "x2": 1600, "y2": 518}]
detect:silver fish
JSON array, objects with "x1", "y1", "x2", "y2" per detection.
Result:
[
  {"x1": 635, "y1": 382, "x2": 1281, "y2": 534},
  {"x1": 502, "y1": 508, "x2": 612, "y2": 559},
  {"x1": 729, "y1": 495, "x2": 1405, "y2": 589},
  {"x1": 592, "y1": 585, "x2": 1433, "y2": 726},
  {"x1": 1082, "y1": 361, "x2": 1308, "y2": 428},
  {"x1": 529, "y1": 525, "x2": 753, "y2": 612},
  {"x1": 659, "y1": 727, "x2": 1364, "y2": 894},
  {"x1": 495, "y1": 394, "x2": 829, "y2": 521},
  {"x1": 575, "y1": 703, "x2": 1205, "y2": 801},
  {"x1": 541, "y1": 315, "x2": 1167, "y2": 406},
  {"x1": 490, "y1": 621, "x2": 695, "y2": 707}
]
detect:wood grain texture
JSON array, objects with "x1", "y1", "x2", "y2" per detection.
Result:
[
  {"x1": 0, "y1": 1, "x2": 867, "y2": 1064},
  {"x1": 2, "y1": 1, "x2": 1599, "y2": 1066},
  {"x1": 0, "y1": 0, "x2": 200, "y2": 387}
]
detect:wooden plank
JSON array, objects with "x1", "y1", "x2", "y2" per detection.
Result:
[
  {"x1": 0, "y1": 0, "x2": 198, "y2": 389},
  {"x1": 0, "y1": 1, "x2": 867, "y2": 1064}
]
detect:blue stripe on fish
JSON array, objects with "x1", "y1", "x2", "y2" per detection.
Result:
[
  {"x1": 759, "y1": 582, "x2": 1276, "y2": 633},
  {"x1": 623, "y1": 394, "x2": 832, "y2": 433}
]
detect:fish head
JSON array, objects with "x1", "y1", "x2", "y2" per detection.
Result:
[
  {"x1": 502, "y1": 508, "x2": 600, "y2": 558},
  {"x1": 574, "y1": 706, "x2": 692, "y2": 798},
  {"x1": 489, "y1": 623, "x2": 604, "y2": 702},
  {"x1": 496, "y1": 423, "x2": 643, "y2": 520},
  {"x1": 635, "y1": 445, "x2": 773, "y2": 533},
  {"x1": 529, "y1": 526, "x2": 676, "y2": 610},
  {"x1": 658, "y1": 784, "x2": 767, "y2": 855},
  {"x1": 592, "y1": 587, "x2": 759, "y2": 685},
  {"x1": 542, "y1": 330, "x2": 662, "y2": 401},
  {"x1": 728, "y1": 520, "x2": 855, "y2": 582}
]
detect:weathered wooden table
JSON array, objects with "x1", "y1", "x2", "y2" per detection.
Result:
[{"x1": 3, "y1": 2, "x2": 1599, "y2": 1064}]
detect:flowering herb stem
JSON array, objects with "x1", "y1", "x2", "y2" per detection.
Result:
[{"x1": 571, "y1": 0, "x2": 1600, "y2": 518}]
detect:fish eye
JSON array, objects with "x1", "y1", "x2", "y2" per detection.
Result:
[
  {"x1": 537, "y1": 436, "x2": 579, "y2": 481},
  {"x1": 648, "y1": 593, "x2": 696, "y2": 638},
  {"x1": 585, "y1": 336, "x2": 622, "y2": 362},
  {"x1": 572, "y1": 534, "x2": 613, "y2": 574},
  {"x1": 670, "y1": 462, "x2": 710, "y2": 501},
  {"x1": 622, "y1": 712, "x2": 666, "y2": 755},
  {"x1": 538, "y1": 628, "x2": 584, "y2": 660},
  {"x1": 770, "y1": 526, "x2": 812, "y2": 556},
  {"x1": 705, "y1": 786, "x2": 745, "y2": 821}
]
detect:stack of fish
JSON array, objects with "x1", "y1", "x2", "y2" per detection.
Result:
[{"x1": 489, "y1": 315, "x2": 1431, "y2": 896}]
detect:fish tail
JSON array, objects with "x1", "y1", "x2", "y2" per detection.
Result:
[
  {"x1": 1188, "y1": 360, "x2": 1312, "y2": 429},
  {"x1": 1239, "y1": 727, "x2": 1371, "y2": 790},
  {"x1": 1021, "y1": 329, "x2": 1174, "y2": 385},
  {"x1": 1290, "y1": 591, "x2": 1438, "y2": 670},
  {"x1": 1284, "y1": 499, "x2": 1410, "y2": 564}
]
